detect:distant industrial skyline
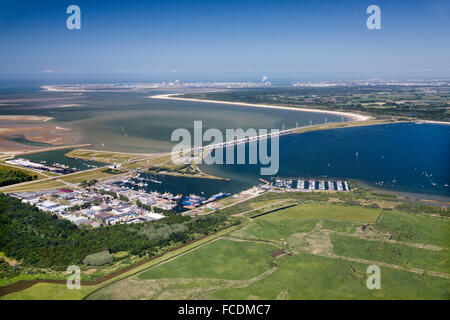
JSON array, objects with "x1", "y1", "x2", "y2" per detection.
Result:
[{"x1": 1, "y1": 0, "x2": 449, "y2": 76}]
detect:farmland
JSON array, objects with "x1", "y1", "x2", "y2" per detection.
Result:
[
  {"x1": 87, "y1": 203, "x2": 450, "y2": 300},
  {"x1": 1, "y1": 186, "x2": 449, "y2": 300}
]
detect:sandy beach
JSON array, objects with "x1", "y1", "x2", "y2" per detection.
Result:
[
  {"x1": 419, "y1": 120, "x2": 450, "y2": 125},
  {"x1": 42, "y1": 85, "x2": 91, "y2": 92},
  {"x1": 149, "y1": 94, "x2": 372, "y2": 121},
  {"x1": 0, "y1": 125, "x2": 80, "y2": 152},
  {"x1": 42, "y1": 85, "x2": 152, "y2": 93},
  {"x1": 0, "y1": 115, "x2": 53, "y2": 122},
  {"x1": 50, "y1": 104, "x2": 84, "y2": 108}
]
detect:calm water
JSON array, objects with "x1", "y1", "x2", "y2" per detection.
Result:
[
  {"x1": 126, "y1": 173, "x2": 239, "y2": 199},
  {"x1": 102, "y1": 123, "x2": 450, "y2": 198},
  {"x1": 0, "y1": 88, "x2": 343, "y2": 153},
  {"x1": 201, "y1": 122, "x2": 450, "y2": 196},
  {"x1": 1, "y1": 85, "x2": 449, "y2": 197}
]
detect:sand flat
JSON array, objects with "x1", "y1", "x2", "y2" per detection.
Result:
[
  {"x1": 0, "y1": 126, "x2": 80, "y2": 152},
  {"x1": 0, "y1": 115, "x2": 53, "y2": 121}
]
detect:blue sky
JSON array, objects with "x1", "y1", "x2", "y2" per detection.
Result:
[{"x1": 0, "y1": 0, "x2": 449, "y2": 76}]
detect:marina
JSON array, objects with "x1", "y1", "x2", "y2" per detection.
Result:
[
  {"x1": 12, "y1": 148, "x2": 106, "y2": 172},
  {"x1": 272, "y1": 177, "x2": 350, "y2": 192},
  {"x1": 5, "y1": 158, "x2": 80, "y2": 174},
  {"x1": 182, "y1": 192, "x2": 232, "y2": 209}
]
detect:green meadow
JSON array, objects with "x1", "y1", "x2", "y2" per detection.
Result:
[
  {"x1": 87, "y1": 203, "x2": 450, "y2": 300},
  {"x1": 139, "y1": 239, "x2": 275, "y2": 281},
  {"x1": 261, "y1": 203, "x2": 382, "y2": 223},
  {"x1": 241, "y1": 203, "x2": 379, "y2": 242},
  {"x1": 375, "y1": 210, "x2": 450, "y2": 247},
  {"x1": 331, "y1": 234, "x2": 450, "y2": 274},
  {"x1": 209, "y1": 253, "x2": 450, "y2": 300}
]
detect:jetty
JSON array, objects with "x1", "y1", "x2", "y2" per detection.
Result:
[{"x1": 271, "y1": 177, "x2": 351, "y2": 192}]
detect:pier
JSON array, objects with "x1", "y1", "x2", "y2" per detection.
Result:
[{"x1": 271, "y1": 177, "x2": 351, "y2": 192}]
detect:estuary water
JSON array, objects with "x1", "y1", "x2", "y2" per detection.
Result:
[
  {"x1": 18, "y1": 148, "x2": 106, "y2": 171},
  {"x1": 201, "y1": 122, "x2": 450, "y2": 196},
  {"x1": 99, "y1": 122, "x2": 450, "y2": 198},
  {"x1": 0, "y1": 88, "x2": 343, "y2": 153},
  {"x1": 1, "y1": 85, "x2": 448, "y2": 197}
]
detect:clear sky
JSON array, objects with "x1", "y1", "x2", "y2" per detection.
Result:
[{"x1": 0, "y1": 0, "x2": 449, "y2": 77}]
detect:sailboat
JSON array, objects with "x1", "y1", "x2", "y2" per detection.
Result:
[{"x1": 148, "y1": 176, "x2": 162, "y2": 184}]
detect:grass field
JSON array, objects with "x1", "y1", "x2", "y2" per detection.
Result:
[
  {"x1": 331, "y1": 234, "x2": 450, "y2": 274},
  {"x1": 0, "y1": 282, "x2": 93, "y2": 300},
  {"x1": 321, "y1": 220, "x2": 361, "y2": 233},
  {"x1": 264, "y1": 203, "x2": 382, "y2": 223},
  {"x1": 65, "y1": 149, "x2": 147, "y2": 164},
  {"x1": 208, "y1": 253, "x2": 450, "y2": 300},
  {"x1": 86, "y1": 203, "x2": 449, "y2": 300},
  {"x1": 375, "y1": 210, "x2": 450, "y2": 247},
  {"x1": 139, "y1": 239, "x2": 275, "y2": 281},
  {"x1": 121, "y1": 154, "x2": 172, "y2": 170},
  {"x1": 0, "y1": 225, "x2": 240, "y2": 300},
  {"x1": 0, "y1": 179, "x2": 66, "y2": 192},
  {"x1": 58, "y1": 168, "x2": 112, "y2": 184},
  {"x1": 2, "y1": 201, "x2": 448, "y2": 300},
  {"x1": 244, "y1": 218, "x2": 317, "y2": 242},
  {"x1": 228, "y1": 203, "x2": 380, "y2": 242}
]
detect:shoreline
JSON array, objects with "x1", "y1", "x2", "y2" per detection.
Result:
[
  {"x1": 0, "y1": 115, "x2": 53, "y2": 122},
  {"x1": 149, "y1": 93, "x2": 372, "y2": 122},
  {"x1": 6, "y1": 144, "x2": 93, "y2": 157},
  {"x1": 418, "y1": 120, "x2": 450, "y2": 125}
]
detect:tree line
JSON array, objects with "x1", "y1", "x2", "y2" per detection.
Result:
[
  {"x1": 0, "y1": 168, "x2": 37, "y2": 187},
  {"x1": 0, "y1": 193, "x2": 236, "y2": 272}
]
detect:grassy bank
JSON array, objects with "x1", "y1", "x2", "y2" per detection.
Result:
[{"x1": 87, "y1": 202, "x2": 449, "y2": 300}]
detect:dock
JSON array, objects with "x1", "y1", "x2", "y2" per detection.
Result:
[{"x1": 271, "y1": 177, "x2": 351, "y2": 192}]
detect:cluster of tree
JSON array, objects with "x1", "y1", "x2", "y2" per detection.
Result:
[
  {"x1": 0, "y1": 168, "x2": 37, "y2": 187},
  {"x1": 0, "y1": 258, "x2": 20, "y2": 279},
  {"x1": 95, "y1": 189, "x2": 118, "y2": 199},
  {"x1": 136, "y1": 199, "x2": 178, "y2": 215},
  {"x1": 0, "y1": 193, "x2": 235, "y2": 271},
  {"x1": 68, "y1": 201, "x2": 96, "y2": 212},
  {"x1": 80, "y1": 179, "x2": 98, "y2": 188},
  {"x1": 136, "y1": 223, "x2": 188, "y2": 242},
  {"x1": 83, "y1": 250, "x2": 114, "y2": 266},
  {"x1": 152, "y1": 206, "x2": 177, "y2": 215},
  {"x1": 102, "y1": 168, "x2": 124, "y2": 174},
  {"x1": 136, "y1": 199, "x2": 150, "y2": 210},
  {"x1": 184, "y1": 87, "x2": 450, "y2": 122}
]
